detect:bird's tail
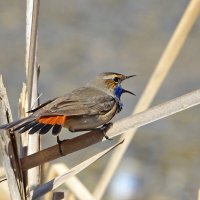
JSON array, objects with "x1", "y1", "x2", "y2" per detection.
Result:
[
  {"x1": 0, "y1": 115, "x2": 65, "y2": 135},
  {"x1": 0, "y1": 117, "x2": 35, "y2": 131}
]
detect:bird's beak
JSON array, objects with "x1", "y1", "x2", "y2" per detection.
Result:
[
  {"x1": 122, "y1": 89, "x2": 136, "y2": 96},
  {"x1": 125, "y1": 74, "x2": 136, "y2": 79},
  {"x1": 121, "y1": 74, "x2": 136, "y2": 96}
]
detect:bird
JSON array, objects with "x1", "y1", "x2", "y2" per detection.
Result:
[{"x1": 0, "y1": 72, "x2": 135, "y2": 145}]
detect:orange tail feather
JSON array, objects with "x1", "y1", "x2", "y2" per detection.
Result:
[{"x1": 37, "y1": 115, "x2": 66, "y2": 126}]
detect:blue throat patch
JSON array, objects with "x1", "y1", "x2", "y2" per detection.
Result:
[
  {"x1": 114, "y1": 85, "x2": 123, "y2": 99},
  {"x1": 114, "y1": 85, "x2": 123, "y2": 112}
]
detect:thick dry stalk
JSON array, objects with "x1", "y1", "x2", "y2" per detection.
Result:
[
  {"x1": 27, "y1": 57, "x2": 41, "y2": 191},
  {"x1": 93, "y1": 1, "x2": 200, "y2": 198},
  {"x1": 26, "y1": 0, "x2": 41, "y2": 192},
  {"x1": 0, "y1": 76, "x2": 25, "y2": 200},
  {"x1": 20, "y1": 88, "x2": 200, "y2": 171},
  {"x1": 26, "y1": 0, "x2": 40, "y2": 107}
]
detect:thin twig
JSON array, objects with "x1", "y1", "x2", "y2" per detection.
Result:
[
  {"x1": 93, "y1": 0, "x2": 200, "y2": 198},
  {"x1": 0, "y1": 178, "x2": 7, "y2": 183},
  {"x1": 20, "y1": 88, "x2": 200, "y2": 171}
]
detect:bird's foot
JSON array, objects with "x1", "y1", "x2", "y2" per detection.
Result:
[
  {"x1": 57, "y1": 136, "x2": 66, "y2": 156},
  {"x1": 100, "y1": 123, "x2": 113, "y2": 140}
]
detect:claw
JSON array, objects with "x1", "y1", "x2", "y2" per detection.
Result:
[
  {"x1": 57, "y1": 136, "x2": 65, "y2": 156},
  {"x1": 101, "y1": 123, "x2": 113, "y2": 140}
]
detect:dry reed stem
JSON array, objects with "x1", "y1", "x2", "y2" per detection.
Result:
[
  {"x1": 0, "y1": 76, "x2": 25, "y2": 200},
  {"x1": 26, "y1": 0, "x2": 41, "y2": 193},
  {"x1": 26, "y1": 0, "x2": 39, "y2": 107},
  {"x1": 30, "y1": 141, "x2": 123, "y2": 199},
  {"x1": 19, "y1": 83, "x2": 28, "y2": 158},
  {"x1": 49, "y1": 164, "x2": 96, "y2": 200},
  {"x1": 20, "y1": 88, "x2": 200, "y2": 171},
  {"x1": 93, "y1": 1, "x2": 200, "y2": 198}
]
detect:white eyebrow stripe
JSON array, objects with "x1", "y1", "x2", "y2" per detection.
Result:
[{"x1": 103, "y1": 75, "x2": 114, "y2": 79}]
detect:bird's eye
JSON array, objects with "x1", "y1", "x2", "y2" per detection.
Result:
[{"x1": 113, "y1": 77, "x2": 120, "y2": 83}]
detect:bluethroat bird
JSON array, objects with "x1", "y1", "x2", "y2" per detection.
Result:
[{"x1": 0, "y1": 72, "x2": 135, "y2": 145}]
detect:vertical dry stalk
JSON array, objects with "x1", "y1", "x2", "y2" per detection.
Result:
[
  {"x1": 25, "y1": 0, "x2": 41, "y2": 193},
  {"x1": 93, "y1": 0, "x2": 200, "y2": 199},
  {"x1": 0, "y1": 76, "x2": 25, "y2": 200},
  {"x1": 19, "y1": 83, "x2": 28, "y2": 157},
  {"x1": 26, "y1": 0, "x2": 39, "y2": 107}
]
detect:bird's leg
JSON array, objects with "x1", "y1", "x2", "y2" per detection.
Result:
[
  {"x1": 57, "y1": 136, "x2": 65, "y2": 156},
  {"x1": 69, "y1": 123, "x2": 113, "y2": 140},
  {"x1": 100, "y1": 123, "x2": 113, "y2": 140}
]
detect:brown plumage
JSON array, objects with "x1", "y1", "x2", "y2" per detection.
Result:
[{"x1": 0, "y1": 72, "x2": 135, "y2": 136}]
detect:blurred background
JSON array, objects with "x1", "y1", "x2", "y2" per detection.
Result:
[{"x1": 0, "y1": 0, "x2": 200, "y2": 199}]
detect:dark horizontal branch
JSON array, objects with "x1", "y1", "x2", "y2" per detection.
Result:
[
  {"x1": 21, "y1": 130, "x2": 105, "y2": 171},
  {"x1": 20, "y1": 88, "x2": 200, "y2": 171}
]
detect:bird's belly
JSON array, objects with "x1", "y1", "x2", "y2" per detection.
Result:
[{"x1": 64, "y1": 103, "x2": 117, "y2": 132}]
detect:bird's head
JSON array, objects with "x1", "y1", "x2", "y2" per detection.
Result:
[{"x1": 88, "y1": 72, "x2": 136, "y2": 99}]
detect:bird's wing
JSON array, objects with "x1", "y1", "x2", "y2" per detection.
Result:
[{"x1": 32, "y1": 87, "x2": 116, "y2": 117}]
